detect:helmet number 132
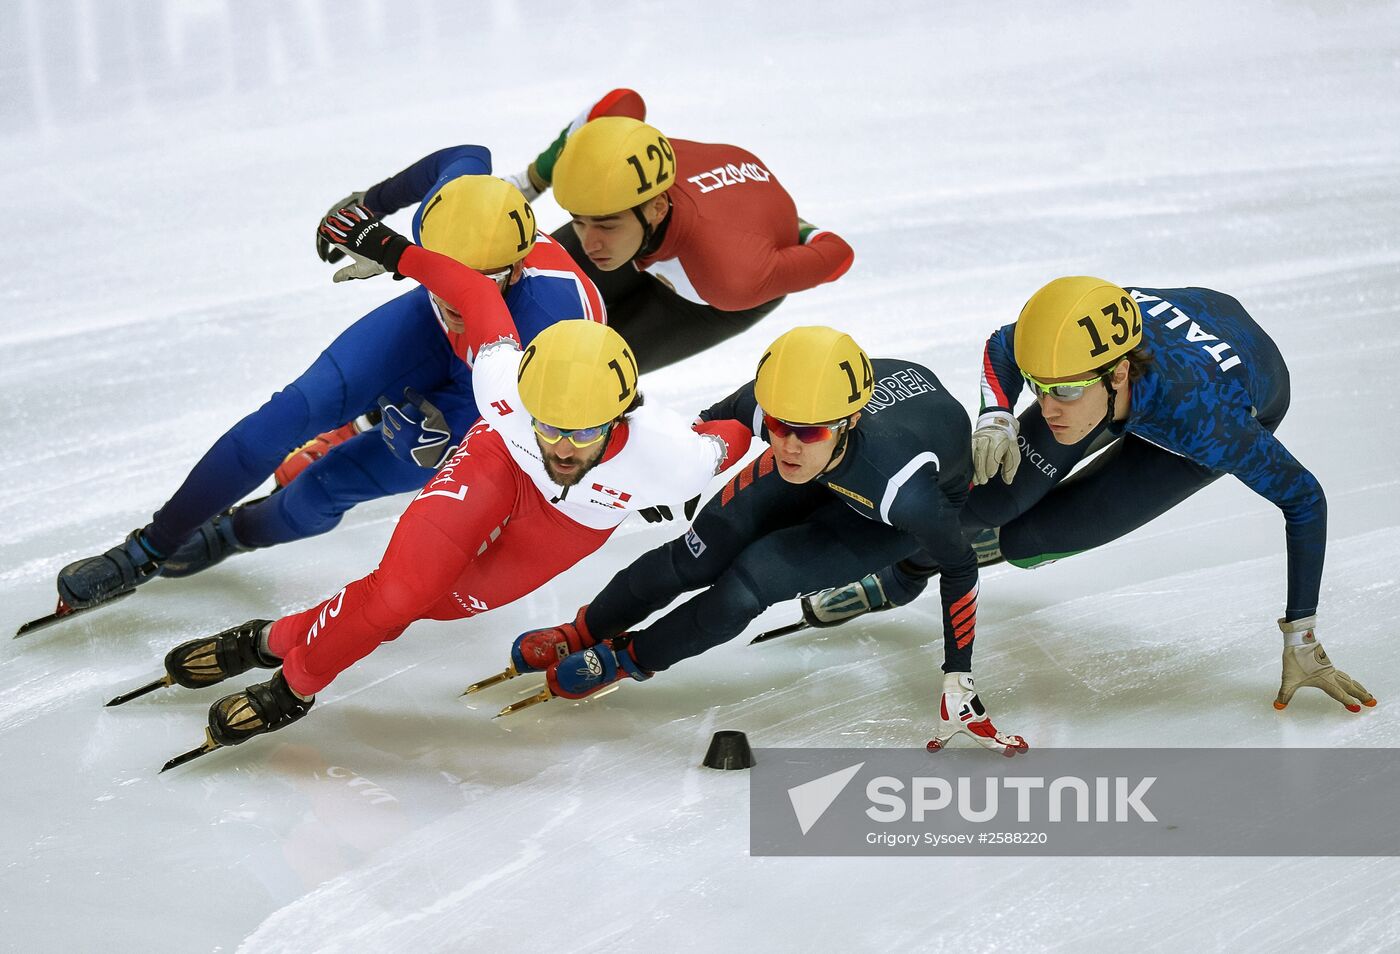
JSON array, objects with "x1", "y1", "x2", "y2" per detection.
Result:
[{"x1": 1077, "y1": 298, "x2": 1141, "y2": 358}]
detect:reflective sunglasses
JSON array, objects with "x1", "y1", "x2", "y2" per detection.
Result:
[
  {"x1": 762, "y1": 413, "x2": 850, "y2": 444},
  {"x1": 532, "y1": 419, "x2": 613, "y2": 448},
  {"x1": 1021, "y1": 370, "x2": 1107, "y2": 402}
]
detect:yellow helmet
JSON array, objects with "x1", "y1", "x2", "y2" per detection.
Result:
[
  {"x1": 755, "y1": 326, "x2": 873, "y2": 424},
  {"x1": 553, "y1": 117, "x2": 677, "y2": 216},
  {"x1": 517, "y1": 321, "x2": 639, "y2": 429},
  {"x1": 1014, "y1": 276, "x2": 1143, "y2": 380},
  {"x1": 416, "y1": 175, "x2": 536, "y2": 271}
]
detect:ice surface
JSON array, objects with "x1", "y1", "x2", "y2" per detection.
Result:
[{"x1": 2, "y1": 1, "x2": 1398, "y2": 951}]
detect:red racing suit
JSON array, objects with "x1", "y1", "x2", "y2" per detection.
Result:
[
  {"x1": 267, "y1": 245, "x2": 748, "y2": 695},
  {"x1": 635, "y1": 139, "x2": 854, "y2": 310}
]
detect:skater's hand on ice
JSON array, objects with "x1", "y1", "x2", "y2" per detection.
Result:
[
  {"x1": 1275, "y1": 617, "x2": 1376, "y2": 712},
  {"x1": 927, "y1": 672, "x2": 1028, "y2": 756}
]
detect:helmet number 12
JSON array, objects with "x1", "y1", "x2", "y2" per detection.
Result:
[{"x1": 507, "y1": 206, "x2": 535, "y2": 253}]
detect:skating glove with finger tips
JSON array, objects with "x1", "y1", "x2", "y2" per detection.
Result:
[
  {"x1": 928, "y1": 672, "x2": 1028, "y2": 756},
  {"x1": 970, "y1": 410, "x2": 1020, "y2": 486},
  {"x1": 1274, "y1": 616, "x2": 1376, "y2": 712},
  {"x1": 318, "y1": 205, "x2": 410, "y2": 282},
  {"x1": 378, "y1": 387, "x2": 453, "y2": 469},
  {"x1": 315, "y1": 190, "x2": 368, "y2": 264}
]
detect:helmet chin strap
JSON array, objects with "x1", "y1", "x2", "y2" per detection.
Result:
[
  {"x1": 1101, "y1": 359, "x2": 1129, "y2": 427},
  {"x1": 628, "y1": 195, "x2": 672, "y2": 264},
  {"x1": 818, "y1": 421, "x2": 854, "y2": 476}
]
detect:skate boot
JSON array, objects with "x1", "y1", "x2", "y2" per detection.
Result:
[
  {"x1": 207, "y1": 670, "x2": 314, "y2": 747},
  {"x1": 546, "y1": 639, "x2": 651, "y2": 700},
  {"x1": 57, "y1": 529, "x2": 165, "y2": 609},
  {"x1": 802, "y1": 572, "x2": 894, "y2": 629},
  {"x1": 511, "y1": 606, "x2": 596, "y2": 673},
  {"x1": 164, "y1": 619, "x2": 278, "y2": 689},
  {"x1": 803, "y1": 555, "x2": 942, "y2": 629},
  {"x1": 274, "y1": 411, "x2": 379, "y2": 487},
  {"x1": 160, "y1": 509, "x2": 253, "y2": 578},
  {"x1": 970, "y1": 528, "x2": 1003, "y2": 567}
]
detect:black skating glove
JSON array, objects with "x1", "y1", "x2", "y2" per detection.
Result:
[
  {"x1": 315, "y1": 190, "x2": 367, "y2": 264},
  {"x1": 318, "y1": 205, "x2": 411, "y2": 282}
]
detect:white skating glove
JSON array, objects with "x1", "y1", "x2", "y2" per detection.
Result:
[
  {"x1": 928, "y1": 672, "x2": 1028, "y2": 756},
  {"x1": 970, "y1": 411, "x2": 1020, "y2": 486},
  {"x1": 332, "y1": 247, "x2": 388, "y2": 284},
  {"x1": 500, "y1": 168, "x2": 544, "y2": 203},
  {"x1": 1274, "y1": 616, "x2": 1376, "y2": 712}
]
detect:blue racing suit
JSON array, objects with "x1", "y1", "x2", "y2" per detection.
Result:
[
  {"x1": 967, "y1": 285, "x2": 1323, "y2": 620},
  {"x1": 143, "y1": 145, "x2": 604, "y2": 555}
]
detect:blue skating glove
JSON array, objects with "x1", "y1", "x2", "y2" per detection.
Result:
[{"x1": 378, "y1": 388, "x2": 453, "y2": 469}]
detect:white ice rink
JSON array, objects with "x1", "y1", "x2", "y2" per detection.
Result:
[{"x1": 3, "y1": 2, "x2": 1399, "y2": 951}]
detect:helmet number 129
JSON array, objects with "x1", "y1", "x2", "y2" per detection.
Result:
[{"x1": 625, "y1": 138, "x2": 676, "y2": 196}]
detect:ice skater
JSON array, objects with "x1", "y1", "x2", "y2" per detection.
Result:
[
  {"x1": 481, "y1": 326, "x2": 1028, "y2": 755},
  {"x1": 40, "y1": 175, "x2": 602, "y2": 633},
  {"x1": 807, "y1": 277, "x2": 1376, "y2": 715},
  {"x1": 110, "y1": 211, "x2": 750, "y2": 769},
  {"x1": 329, "y1": 89, "x2": 855, "y2": 373}
]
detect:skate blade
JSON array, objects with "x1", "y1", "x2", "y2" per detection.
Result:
[
  {"x1": 106, "y1": 674, "x2": 174, "y2": 707},
  {"x1": 160, "y1": 728, "x2": 222, "y2": 773},
  {"x1": 16, "y1": 590, "x2": 136, "y2": 639},
  {"x1": 749, "y1": 619, "x2": 810, "y2": 645},
  {"x1": 494, "y1": 687, "x2": 553, "y2": 719},
  {"x1": 461, "y1": 663, "x2": 519, "y2": 696}
]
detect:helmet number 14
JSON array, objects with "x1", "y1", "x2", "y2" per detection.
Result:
[{"x1": 838, "y1": 354, "x2": 875, "y2": 405}]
